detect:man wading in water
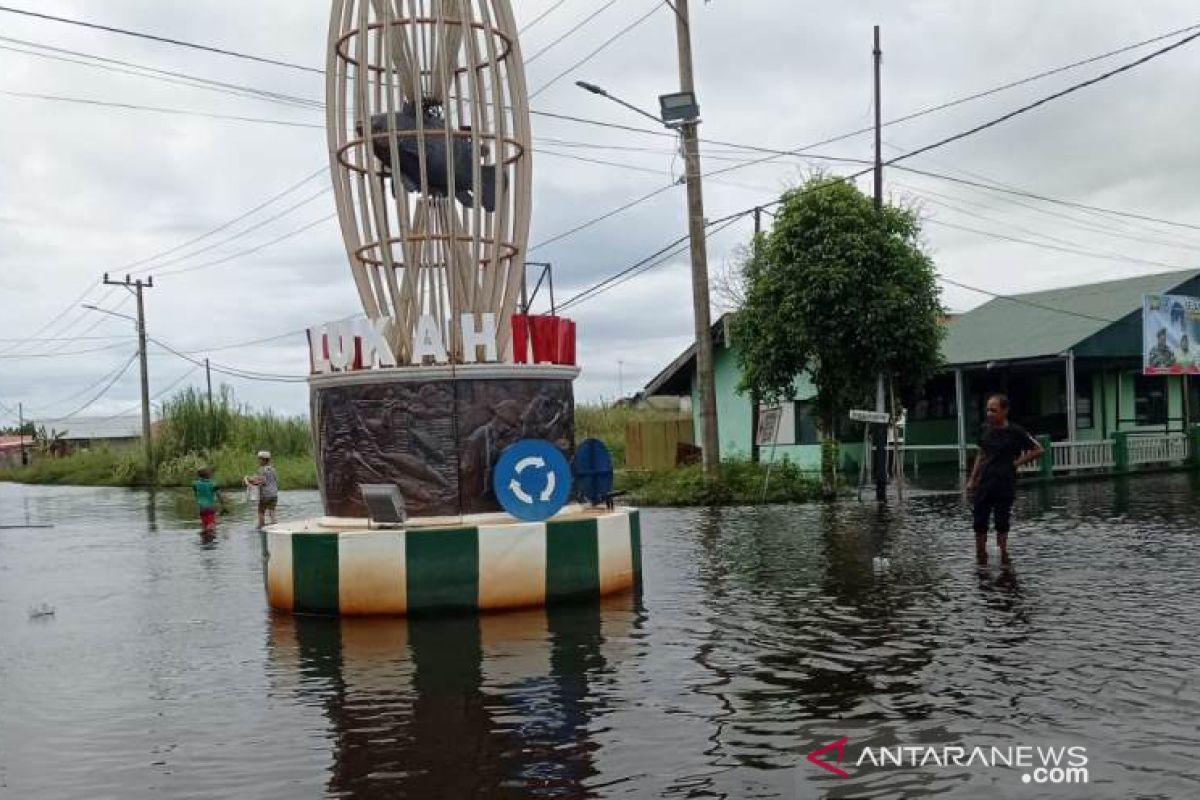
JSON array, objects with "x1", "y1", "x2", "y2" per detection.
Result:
[{"x1": 967, "y1": 394, "x2": 1044, "y2": 562}]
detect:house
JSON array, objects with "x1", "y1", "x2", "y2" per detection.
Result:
[
  {"x1": 29, "y1": 415, "x2": 146, "y2": 455},
  {"x1": 0, "y1": 435, "x2": 31, "y2": 468},
  {"x1": 644, "y1": 268, "x2": 1200, "y2": 472},
  {"x1": 643, "y1": 314, "x2": 838, "y2": 470}
]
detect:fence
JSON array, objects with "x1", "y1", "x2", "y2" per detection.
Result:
[
  {"x1": 915, "y1": 429, "x2": 1196, "y2": 479},
  {"x1": 1127, "y1": 433, "x2": 1190, "y2": 466},
  {"x1": 625, "y1": 418, "x2": 695, "y2": 470}
]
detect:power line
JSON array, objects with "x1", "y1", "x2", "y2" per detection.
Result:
[
  {"x1": 899, "y1": 181, "x2": 1200, "y2": 258},
  {"x1": 555, "y1": 26, "x2": 1200, "y2": 299},
  {"x1": 937, "y1": 277, "x2": 1118, "y2": 324},
  {"x1": 3, "y1": 168, "x2": 327, "y2": 353},
  {"x1": 146, "y1": 189, "x2": 331, "y2": 275},
  {"x1": 122, "y1": 167, "x2": 328, "y2": 274},
  {"x1": 529, "y1": 2, "x2": 663, "y2": 100},
  {"x1": 97, "y1": 364, "x2": 201, "y2": 422},
  {"x1": 51, "y1": 350, "x2": 140, "y2": 422},
  {"x1": 0, "y1": 5, "x2": 323, "y2": 74},
  {"x1": 520, "y1": 0, "x2": 570, "y2": 34},
  {"x1": 0, "y1": 89, "x2": 324, "y2": 129},
  {"x1": 894, "y1": 164, "x2": 1200, "y2": 235},
  {"x1": 151, "y1": 339, "x2": 308, "y2": 384},
  {"x1": 887, "y1": 29, "x2": 1200, "y2": 167},
  {"x1": 155, "y1": 214, "x2": 335, "y2": 278},
  {"x1": 525, "y1": 0, "x2": 622, "y2": 65},
  {"x1": 0, "y1": 36, "x2": 324, "y2": 110},
  {"x1": 560, "y1": 213, "x2": 748, "y2": 310},
  {"x1": 690, "y1": 21, "x2": 1200, "y2": 179},
  {"x1": 925, "y1": 217, "x2": 1191, "y2": 271},
  {"x1": 0, "y1": 341, "x2": 134, "y2": 360}
]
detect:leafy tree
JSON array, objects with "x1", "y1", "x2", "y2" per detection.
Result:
[{"x1": 733, "y1": 175, "x2": 944, "y2": 490}]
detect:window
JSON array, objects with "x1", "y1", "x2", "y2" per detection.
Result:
[
  {"x1": 758, "y1": 401, "x2": 822, "y2": 446},
  {"x1": 1133, "y1": 374, "x2": 1167, "y2": 426},
  {"x1": 1076, "y1": 391, "x2": 1093, "y2": 429},
  {"x1": 795, "y1": 402, "x2": 820, "y2": 445},
  {"x1": 1075, "y1": 396, "x2": 1093, "y2": 429}
]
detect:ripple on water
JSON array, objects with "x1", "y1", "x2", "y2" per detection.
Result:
[{"x1": 1, "y1": 476, "x2": 1199, "y2": 798}]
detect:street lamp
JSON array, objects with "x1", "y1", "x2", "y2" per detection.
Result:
[
  {"x1": 576, "y1": 51, "x2": 720, "y2": 476},
  {"x1": 81, "y1": 303, "x2": 136, "y2": 325}
]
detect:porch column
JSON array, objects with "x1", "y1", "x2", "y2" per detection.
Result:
[
  {"x1": 1066, "y1": 350, "x2": 1077, "y2": 443},
  {"x1": 955, "y1": 368, "x2": 967, "y2": 473}
]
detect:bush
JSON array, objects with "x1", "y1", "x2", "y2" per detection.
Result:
[
  {"x1": 617, "y1": 458, "x2": 822, "y2": 507},
  {"x1": 1, "y1": 386, "x2": 316, "y2": 490}
]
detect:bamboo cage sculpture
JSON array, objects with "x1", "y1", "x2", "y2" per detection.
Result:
[{"x1": 327, "y1": 0, "x2": 532, "y2": 364}]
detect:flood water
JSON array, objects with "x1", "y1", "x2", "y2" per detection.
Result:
[{"x1": 1, "y1": 475, "x2": 1199, "y2": 799}]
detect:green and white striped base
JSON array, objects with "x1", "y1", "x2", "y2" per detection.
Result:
[{"x1": 264, "y1": 509, "x2": 642, "y2": 616}]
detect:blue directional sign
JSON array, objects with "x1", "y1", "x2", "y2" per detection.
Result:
[
  {"x1": 493, "y1": 439, "x2": 572, "y2": 522},
  {"x1": 573, "y1": 438, "x2": 614, "y2": 506}
]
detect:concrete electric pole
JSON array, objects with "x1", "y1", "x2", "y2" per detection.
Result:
[
  {"x1": 872, "y1": 25, "x2": 889, "y2": 503},
  {"x1": 103, "y1": 274, "x2": 154, "y2": 469},
  {"x1": 673, "y1": 0, "x2": 721, "y2": 476}
]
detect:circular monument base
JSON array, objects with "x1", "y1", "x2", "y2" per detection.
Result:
[
  {"x1": 264, "y1": 507, "x2": 641, "y2": 616},
  {"x1": 311, "y1": 364, "x2": 579, "y2": 520}
]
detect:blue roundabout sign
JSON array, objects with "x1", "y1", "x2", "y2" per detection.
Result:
[{"x1": 493, "y1": 439, "x2": 573, "y2": 522}]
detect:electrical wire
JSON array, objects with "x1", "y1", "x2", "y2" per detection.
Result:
[
  {"x1": 155, "y1": 214, "x2": 336, "y2": 278},
  {"x1": 0, "y1": 5, "x2": 323, "y2": 74},
  {"x1": 51, "y1": 350, "x2": 140, "y2": 422},
  {"x1": 937, "y1": 277, "x2": 1119, "y2": 324},
  {"x1": 145, "y1": 188, "x2": 331, "y2": 275},
  {"x1": 894, "y1": 164, "x2": 1200, "y2": 236},
  {"x1": 521, "y1": 0, "x2": 570, "y2": 34},
  {"x1": 0, "y1": 89, "x2": 324, "y2": 129},
  {"x1": 525, "y1": 0, "x2": 622, "y2": 65},
  {"x1": 529, "y1": 2, "x2": 663, "y2": 100},
  {"x1": 0, "y1": 36, "x2": 324, "y2": 110}
]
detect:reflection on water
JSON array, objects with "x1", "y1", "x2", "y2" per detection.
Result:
[
  {"x1": 2, "y1": 477, "x2": 1200, "y2": 798},
  {"x1": 270, "y1": 599, "x2": 640, "y2": 799}
]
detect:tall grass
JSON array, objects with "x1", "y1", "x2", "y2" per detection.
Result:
[
  {"x1": 0, "y1": 387, "x2": 316, "y2": 490},
  {"x1": 157, "y1": 387, "x2": 311, "y2": 460}
]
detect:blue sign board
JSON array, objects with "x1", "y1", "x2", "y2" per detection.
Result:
[
  {"x1": 573, "y1": 438, "x2": 615, "y2": 505},
  {"x1": 493, "y1": 440, "x2": 572, "y2": 522}
]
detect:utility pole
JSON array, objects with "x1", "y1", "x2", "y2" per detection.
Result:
[
  {"x1": 205, "y1": 358, "x2": 214, "y2": 449},
  {"x1": 18, "y1": 401, "x2": 27, "y2": 465},
  {"x1": 872, "y1": 25, "x2": 889, "y2": 503},
  {"x1": 103, "y1": 273, "x2": 154, "y2": 470},
  {"x1": 674, "y1": 0, "x2": 720, "y2": 476},
  {"x1": 750, "y1": 206, "x2": 762, "y2": 465}
]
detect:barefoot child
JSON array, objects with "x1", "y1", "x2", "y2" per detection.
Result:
[{"x1": 193, "y1": 467, "x2": 223, "y2": 534}]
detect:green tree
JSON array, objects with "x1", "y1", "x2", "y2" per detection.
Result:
[{"x1": 733, "y1": 176, "x2": 944, "y2": 491}]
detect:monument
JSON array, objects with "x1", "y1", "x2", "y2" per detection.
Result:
[{"x1": 263, "y1": 0, "x2": 642, "y2": 616}]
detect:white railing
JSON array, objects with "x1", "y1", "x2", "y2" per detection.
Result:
[
  {"x1": 1128, "y1": 433, "x2": 1190, "y2": 466},
  {"x1": 1051, "y1": 440, "x2": 1115, "y2": 472},
  {"x1": 903, "y1": 433, "x2": 1191, "y2": 477}
]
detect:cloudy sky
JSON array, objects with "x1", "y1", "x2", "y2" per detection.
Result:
[{"x1": 1, "y1": 0, "x2": 1199, "y2": 424}]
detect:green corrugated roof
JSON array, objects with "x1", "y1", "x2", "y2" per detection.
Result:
[{"x1": 942, "y1": 268, "x2": 1200, "y2": 365}]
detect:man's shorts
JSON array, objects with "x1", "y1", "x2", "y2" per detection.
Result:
[
  {"x1": 972, "y1": 488, "x2": 1014, "y2": 534},
  {"x1": 200, "y1": 508, "x2": 216, "y2": 528},
  {"x1": 259, "y1": 495, "x2": 278, "y2": 514}
]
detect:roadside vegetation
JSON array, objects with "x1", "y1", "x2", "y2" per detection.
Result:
[
  {"x1": 0, "y1": 387, "x2": 315, "y2": 490},
  {"x1": 2, "y1": 395, "x2": 823, "y2": 505}
]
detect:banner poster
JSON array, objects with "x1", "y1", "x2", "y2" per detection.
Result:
[{"x1": 1143, "y1": 294, "x2": 1200, "y2": 376}]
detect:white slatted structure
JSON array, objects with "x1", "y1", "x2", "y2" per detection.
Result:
[
  {"x1": 327, "y1": 0, "x2": 531, "y2": 363},
  {"x1": 1128, "y1": 433, "x2": 1190, "y2": 466}
]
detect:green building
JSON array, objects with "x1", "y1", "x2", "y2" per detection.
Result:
[{"x1": 643, "y1": 268, "x2": 1200, "y2": 473}]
